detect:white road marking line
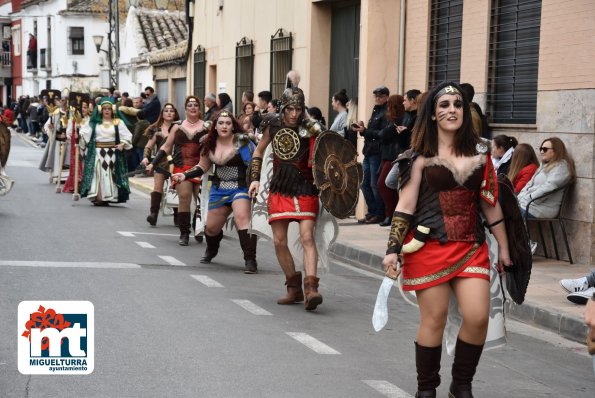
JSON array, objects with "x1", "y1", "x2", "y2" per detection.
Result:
[
  {"x1": 231, "y1": 299, "x2": 272, "y2": 315},
  {"x1": 135, "y1": 241, "x2": 156, "y2": 249},
  {"x1": 6, "y1": 160, "x2": 37, "y2": 168},
  {"x1": 0, "y1": 261, "x2": 141, "y2": 269},
  {"x1": 332, "y1": 258, "x2": 385, "y2": 280},
  {"x1": 285, "y1": 332, "x2": 341, "y2": 355},
  {"x1": 158, "y1": 256, "x2": 186, "y2": 266},
  {"x1": 124, "y1": 231, "x2": 178, "y2": 237},
  {"x1": 117, "y1": 231, "x2": 135, "y2": 237},
  {"x1": 362, "y1": 380, "x2": 413, "y2": 398},
  {"x1": 191, "y1": 275, "x2": 224, "y2": 288}
]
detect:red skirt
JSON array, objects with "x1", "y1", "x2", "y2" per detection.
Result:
[
  {"x1": 401, "y1": 236, "x2": 490, "y2": 291},
  {"x1": 267, "y1": 193, "x2": 318, "y2": 223},
  {"x1": 173, "y1": 165, "x2": 201, "y2": 187}
]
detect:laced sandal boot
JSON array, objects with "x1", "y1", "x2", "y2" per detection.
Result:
[
  {"x1": 177, "y1": 212, "x2": 191, "y2": 246},
  {"x1": 201, "y1": 231, "x2": 223, "y2": 263},
  {"x1": 238, "y1": 229, "x2": 258, "y2": 274},
  {"x1": 146, "y1": 191, "x2": 162, "y2": 226},
  {"x1": 277, "y1": 271, "x2": 304, "y2": 304},
  {"x1": 448, "y1": 338, "x2": 484, "y2": 398},
  {"x1": 303, "y1": 275, "x2": 323, "y2": 311},
  {"x1": 415, "y1": 342, "x2": 442, "y2": 398}
]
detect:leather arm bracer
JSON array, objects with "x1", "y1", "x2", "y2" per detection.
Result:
[
  {"x1": 184, "y1": 166, "x2": 204, "y2": 180},
  {"x1": 249, "y1": 157, "x2": 263, "y2": 184},
  {"x1": 143, "y1": 146, "x2": 152, "y2": 160},
  {"x1": 386, "y1": 211, "x2": 414, "y2": 255}
]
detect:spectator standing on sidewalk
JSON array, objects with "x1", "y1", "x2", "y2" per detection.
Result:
[
  {"x1": 203, "y1": 93, "x2": 219, "y2": 122},
  {"x1": 138, "y1": 86, "x2": 161, "y2": 124},
  {"x1": 329, "y1": 89, "x2": 349, "y2": 136},
  {"x1": 251, "y1": 90, "x2": 272, "y2": 131},
  {"x1": 376, "y1": 94, "x2": 406, "y2": 226},
  {"x1": 352, "y1": 86, "x2": 389, "y2": 224}
]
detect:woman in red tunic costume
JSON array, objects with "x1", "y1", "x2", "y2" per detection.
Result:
[
  {"x1": 147, "y1": 96, "x2": 209, "y2": 246},
  {"x1": 382, "y1": 81, "x2": 511, "y2": 398}
]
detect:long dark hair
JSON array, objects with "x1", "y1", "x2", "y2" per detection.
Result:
[
  {"x1": 146, "y1": 102, "x2": 180, "y2": 134},
  {"x1": 201, "y1": 110, "x2": 242, "y2": 156},
  {"x1": 387, "y1": 94, "x2": 405, "y2": 121},
  {"x1": 411, "y1": 81, "x2": 478, "y2": 157}
]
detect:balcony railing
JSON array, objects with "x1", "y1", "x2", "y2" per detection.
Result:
[
  {"x1": 27, "y1": 51, "x2": 37, "y2": 71},
  {"x1": 0, "y1": 51, "x2": 10, "y2": 67}
]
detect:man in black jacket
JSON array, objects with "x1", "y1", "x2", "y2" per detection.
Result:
[{"x1": 352, "y1": 86, "x2": 389, "y2": 224}]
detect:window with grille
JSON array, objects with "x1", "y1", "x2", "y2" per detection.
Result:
[
  {"x1": 487, "y1": 0, "x2": 541, "y2": 124},
  {"x1": 69, "y1": 27, "x2": 84, "y2": 55},
  {"x1": 193, "y1": 45, "x2": 206, "y2": 101},
  {"x1": 235, "y1": 37, "x2": 254, "y2": 114},
  {"x1": 428, "y1": 0, "x2": 463, "y2": 89},
  {"x1": 270, "y1": 29, "x2": 292, "y2": 99}
]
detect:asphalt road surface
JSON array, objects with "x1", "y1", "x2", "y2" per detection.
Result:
[{"x1": 1, "y1": 135, "x2": 594, "y2": 397}]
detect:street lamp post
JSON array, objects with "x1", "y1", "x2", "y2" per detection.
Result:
[{"x1": 93, "y1": 1, "x2": 119, "y2": 89}]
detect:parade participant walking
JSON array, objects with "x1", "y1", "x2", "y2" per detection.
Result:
[
  {"x1": 248, "y1": 71, "x2": 324, "y2": 311},
  {"x1": 63, "y1": 95, "x2": 90, "y2": 193},
  {"x1": 173, "y1": 111, "x2": 258, "y2": 274},
  {"x1": 148, "y1": 96, "x2": 209, "y2": 246},
  {"x1": 382, "y1": 82, "x2": 512, "y2": 398},
  {"x1": 80, "y1": 97, "x2": 132, "y2": 205},
  {"x1": 141, "y1": 103, "x2": 180, "y2": 226}
]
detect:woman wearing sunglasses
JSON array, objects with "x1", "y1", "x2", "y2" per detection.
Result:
[
  {"x1": 517, "y1": 137, "x2": 576, "y2": 219},
  {"x1": 147, "y1": 96, "x2": 210, "y2": 245},
  {"x1": 141, "y1": 103, "x2": 180, "y2": 226}
]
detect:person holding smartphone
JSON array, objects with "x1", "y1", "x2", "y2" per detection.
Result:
[{"x1": 351, "y1": 86, "x2": 389, "y2": 224}]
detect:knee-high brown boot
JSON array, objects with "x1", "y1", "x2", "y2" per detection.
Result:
[
  {"x1": 303, "y1": 275, "x2": 323, "y2": 311},
  {"x1": 237, "y1": 229, "x2": 258, "y2": 274},
  {"x1": 201, "y1": 231, "x2": 223, "y2": 263},
  {"x1": 415, "y1": 342, "x2": 442, "y2": 398},
  {"x1": 448, "y1": 338, "x2": 484, "y2": 398},
  {"x1": 147, "y1": 192, "x2": 162, "y2": 226},
  {"x1": 178, "y1": 212, "x2": 191, "y2": 246},
  {"x1": 277, "y1": 271, "x2": 304, "y2": 304}
]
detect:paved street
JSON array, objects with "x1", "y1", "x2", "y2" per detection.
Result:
[{"x1": 1, "y1": 133, "x2": 594, "y2": 398}]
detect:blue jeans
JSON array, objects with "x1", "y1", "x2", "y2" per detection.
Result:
[{"x1": 361, "y1": 153, "x2": 384, "y2": 218}]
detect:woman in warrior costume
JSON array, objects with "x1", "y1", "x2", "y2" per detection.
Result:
[
  {"x1": 141, "y1": 103, "x2": 180, "y2": 226},
  {"x1": 382, "y1": 82, "x2": 512, "y2": 398},
  {"x1": 248, "y1": 70, "x2": 324, "y2": 311},
  {"x1": 147, "y1": 96, "x2": 209, "y2": 246},
  {"x1": 80, "y1": 97, "x2": 132, "y2": 205},
  {"x1": 173, "y1": 111, "x2": 258, "y2": 274},
  {"x1": 63, "y1": 99, "x2": 90, "y2": 193}
]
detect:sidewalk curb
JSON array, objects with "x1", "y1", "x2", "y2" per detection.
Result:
[{"x1": 329, "y1": 242, "x2": 588, "y2": 344}]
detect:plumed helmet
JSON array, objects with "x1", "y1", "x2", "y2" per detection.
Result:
[{"x1": 280, "y1": 70, "x2": 305, "y2": 112}]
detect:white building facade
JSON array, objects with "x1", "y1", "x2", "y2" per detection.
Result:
[{"x1": 17, "y1": 0, "x2": 108, "y2": 96}]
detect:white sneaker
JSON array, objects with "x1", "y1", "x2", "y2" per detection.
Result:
[
  {"x1": 566, "y1": 286, "x2": 595, "y2": 305},
  {"x1": 559, "y1": 277, "x2": 589, "y2": 293}
]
